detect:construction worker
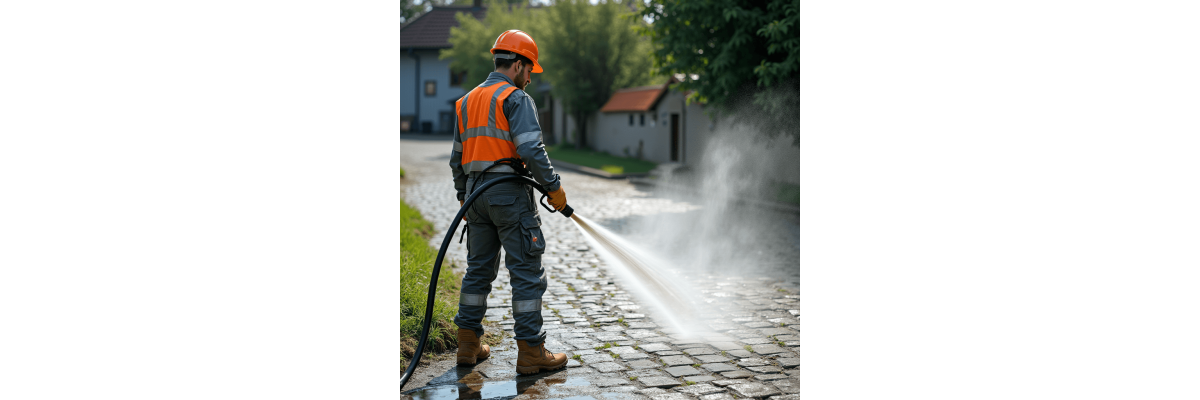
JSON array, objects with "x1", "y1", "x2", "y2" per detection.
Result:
[{"x1": 448, "y1": 29, "x2": 569, "y2": 375}]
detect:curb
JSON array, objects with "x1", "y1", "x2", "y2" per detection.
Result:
[
  {"x1": 628, "y1": 177, "x2": 800, "y2": 215},
  {"x1": 549, "y1": 158, "x2": 649, "y2": 180}
]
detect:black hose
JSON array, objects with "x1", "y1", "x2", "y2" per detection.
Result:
[{"x1": 401, "y1": 175, "x2": 572, "y2": 390}]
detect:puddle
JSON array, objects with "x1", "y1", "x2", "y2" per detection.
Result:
[
  {"x1": 408, "y1": 382, "x2": 517, "y2": 400},
  {"x1": 405, "y1": 370, "x2": 575, "y2": 400}
]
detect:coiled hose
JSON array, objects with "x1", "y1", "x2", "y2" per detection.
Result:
[{"x1": 401, "y1": 175, "x2": 572, "y2": 390}]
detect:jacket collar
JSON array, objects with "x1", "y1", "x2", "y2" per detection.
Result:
[{"x1": 486, "y1": 71, "x2": 518, "y2": 88}]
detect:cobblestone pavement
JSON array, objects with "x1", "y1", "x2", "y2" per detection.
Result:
[{"x1": 402, "y1": 136, "x2": 800, "y2": 400}]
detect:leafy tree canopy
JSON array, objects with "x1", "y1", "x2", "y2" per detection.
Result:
[
  {"x1": 639, "y1": 0, "x2": 798, "y2": 145},
  {"x1": 540, "y1": 0, "x2": 655, "y2": 147}
]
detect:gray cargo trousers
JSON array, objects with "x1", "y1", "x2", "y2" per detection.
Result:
[{"x1": 454, "y1": 172, "x2": 548, "y2": 346}]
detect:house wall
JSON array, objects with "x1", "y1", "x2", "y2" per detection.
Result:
[
  {"x1": 584, "y1": 90, "x2": 717, "y2": 166},
  {"x1": 401, "y1": 48, "x2": 469, "y2": 132}
]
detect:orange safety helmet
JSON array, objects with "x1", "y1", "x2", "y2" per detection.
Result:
[{"x1": 491, "y1": 29, "x2": 542, "y2": 73}]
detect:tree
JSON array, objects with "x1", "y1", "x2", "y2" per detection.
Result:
[
  {"x1": 541, "y1": 0, "x2": 654, "y2": 148},
  {"x1": 639, "y1": 0, "x2": 798, "y2": 145}
]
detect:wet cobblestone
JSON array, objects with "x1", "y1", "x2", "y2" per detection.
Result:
[{"x1": 402, "y1": 139, "x2": 800, "y2": 398}]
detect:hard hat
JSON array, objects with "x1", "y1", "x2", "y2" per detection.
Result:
[{"x1": 491, "y1": 29, "x2": 542, "y2": 73}]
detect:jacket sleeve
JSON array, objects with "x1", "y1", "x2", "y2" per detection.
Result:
[
  {"x1": 505, "y1": 90, "x2": 561, "y2": 192},
  {"x1": 449, "y1": 113, "x2": 468, "y2": 201}
]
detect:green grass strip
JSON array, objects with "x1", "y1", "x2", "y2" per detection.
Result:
[
  {"x1": 545, "y1": 145, "x2": 658, "y2": 174},
  {"x1": 401, "y1": 198, "x2": 461, "y2": 362}
]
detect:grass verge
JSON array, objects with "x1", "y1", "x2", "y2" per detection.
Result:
[
  {"x1": 401, "y1": 198, "x2": 460, "y2": 363},
  {"x1": 545, "y1": 145, "x2": 658, "y2": 174}
]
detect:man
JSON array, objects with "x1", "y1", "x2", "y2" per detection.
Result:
[{"x1": 448, "y1": 29, "x2": 569, "y2": 375}]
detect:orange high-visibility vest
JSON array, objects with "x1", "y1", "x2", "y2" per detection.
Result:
[{"x1": 455, "y1": 80, "x2": 524, "y2": 173}]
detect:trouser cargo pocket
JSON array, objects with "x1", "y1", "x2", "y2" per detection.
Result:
[{"x1": 520, "y1": 215, "x2": 545, "y2": 256}]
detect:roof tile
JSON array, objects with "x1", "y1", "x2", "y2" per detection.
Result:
[
  {"x1": 599, "y1": 84, "x2": 669, "y2": 113},
  {"x1": 401, "y1": 6, "x2": 487, "y2": 49}
]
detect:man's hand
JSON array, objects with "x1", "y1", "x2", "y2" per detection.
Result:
[
  {"x1": 459, "y1": 200, "x2": 466, "y2": 221},
  {"x1": 547, "y1": 187, "x2": 567, "y2": 211}
]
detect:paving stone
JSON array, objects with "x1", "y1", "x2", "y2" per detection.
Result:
[
  {"x1": 772, "y1": 335, "x2": 799, "y2": 341},
  {"x1": 758, "y1": 328, "x2": 794, "y2": 336},
  {"x1": 700, "y1": 363, "x2": 737, "y2": 373},
  {"x1": 567, "y1": 359, "x2": 582, "y2": 368},
  {"x1": 735, "y1": 358, "x2": 771, "y2": 367},
  {"x1": 677, "y1": 342, "x2": 712, "y2": 349},
  {"x1": 726, "y1": 350, "x2": 754, "y2": 358},
  {"x1": 728, "y1": 382, "x2": 782, "y2": 398},
  {"x1": 719, "y1": 370, "x2": 754, "y2": 379},
  {"x1": 768, "y1": 396, "x2": 800, "y2": 400},
  {"x1": 682, "y1": 347, "x2": 717, "y2": 356},
  {"x1": 627, "y1": 359, "x2": 662, "y2": 369},
  {"x1": 747, "y1": 366, "x2": 782, "y2": 374},
  {"x1": 770, "y1": 378, "x2": 800, "y2": 394},
  {"x1": 675, "y1": 383, "x2": 724, "y2": 396},
  {"x1": 638, "y1": 376, "x2": 681, "y2": 388},
  {"x1": 638, "y1": 343, "x2": 672, "y2": 352},
  {"x1": 583, "y1": 354, "x2": 617, "y2": 364},
  {"x1": 783, "y1": 341, "x2": 800, "y2": 347},
  {"x1": 627, "y1": 330, "x2": 658, "y2": 339},
  {"x1": 694, "y1": 355, "x2": 732, "y2": 363},
  {"x1": 651, "y1": 393, "x2": 691, "y2": 400},
  {"x1": 682, "y1": 375, "x2": 717, "y2": 383},
  {"x1": 595, "y1": 377, "x2": 633, "y2": 387},
  {"x1": 753, "y1": 374, "x2": 788, "y2": 381},
  {"x1": 776, "y1": 358, "x2": 800, "y2": 368},
  {"x1": 656, "y1": 351, "x2": 684, "y2": 356},
  {"x1": 738, "y1": 338, "x2": 772, "y2": 345},
  {"x1": 660, "y1": 355, "x2": 695, "y2": 367},
  {"x1": 664, "y1": 366, "x2": 702, "y2": 377},
  {"x1": 699, "y1": 394, "x2": 735, "y2": 400},
  {"x1": 750, "y1": 344, "x2": 788, "y2": 354},
  {"x1": 709, "y1": 342, "x2": 743, "y2": 351},
  {"x1": 640, "y1": 388, "x2": 670, "y2": 396},
  {"x1": 610, "y1": 346, "x2": 640, "y2": 355},
  {"x1": 629, "y1": 322, "x2": 658, "y2": 329},
  {"x1": 616, "y1": 351, "x2": 650, "y2": 360},
  {"x1": 743, "y1": 322, "x2": 773, "y2": 328},
  {"x1": 711, "y1": 379, "x2": 748, "y2": 387},
  {"x1": 592, "y1": 362, "x2": 628, "y2": 373},
  {"x1": 628, "y1": 369, "x2": 666, "y2": 378}
]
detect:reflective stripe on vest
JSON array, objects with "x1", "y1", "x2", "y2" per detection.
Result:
[{"x1": 455, "y1": 81, "x2": 523, "y2": 173}]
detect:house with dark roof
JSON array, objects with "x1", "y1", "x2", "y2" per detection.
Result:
[
  {"x1": 401, "y1": 3, "x2": 487, "y2": 133},
  {"x1": 584, "y1": 77, "x2": 714, "y2": 165}
]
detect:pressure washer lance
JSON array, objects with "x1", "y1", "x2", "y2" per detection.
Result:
[{"x1": 400, "y1": 174, "x2": 572, "y2": 391}]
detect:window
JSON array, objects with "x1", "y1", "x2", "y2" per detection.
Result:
[
  {"x1": 449, "y1": 69, "x2": 467, "y2": 87},
  {"x1": 639, "y1": 114, "x2": 645, "y2": 126},
  {"x1": 629, "y1": 114, "x2": 634, "y2": 126},
  {"x1": 425, "y1": 80, "x2": 436, "y2": 96}
]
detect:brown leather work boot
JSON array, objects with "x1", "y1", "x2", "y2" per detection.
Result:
[
  {"x1": 456, "y1": 328, "x2": 490, "y2": 365},
  {"x1": 515, "y1": 339, "x2": 567, "y2": 375}
]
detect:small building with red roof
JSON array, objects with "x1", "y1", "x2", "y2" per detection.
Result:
[{"x1": 551, "y1": 76, "x2": 713, "y2": 166}]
